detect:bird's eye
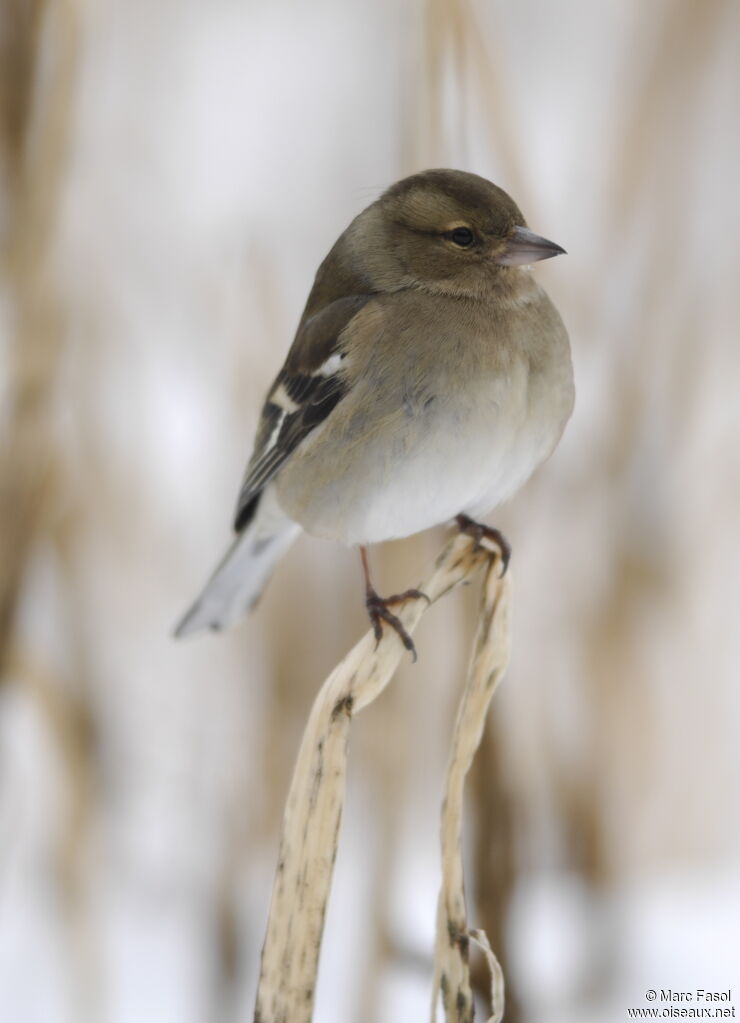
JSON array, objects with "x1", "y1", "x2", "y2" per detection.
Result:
[{"x1": 447, "y1": 227, "x2": 475, "y2": 248}]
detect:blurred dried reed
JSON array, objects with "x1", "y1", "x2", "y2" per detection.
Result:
[
  {"x1": 1, "y1": 1, "x2": 739, "y2": 1022},
  {"x1": 254, "y1": 532, "x2": 509, "y2": 1023},
  {"x1": 0, "y1": 0, "x2": 78, "y2": 668}
]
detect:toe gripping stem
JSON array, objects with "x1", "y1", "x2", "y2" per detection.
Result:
[
  {"x1": 455, "y1": 514, "x2": 511, "y2": 575},
  {"x1": 360, "y1": 545, "x2": 429, "y2": 662},
  {"x1": 365, "y1": 586, "x2": 430, "y2": 662}
]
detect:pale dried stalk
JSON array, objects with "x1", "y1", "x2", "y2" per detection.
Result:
[
  {"x1": 253, "y1": 531, "x2": 508, "y2": 1023},
  {"x1": 431, "y1": 555, "x2": 510, "y2": 1023},
  {"x1": 0, "y1": 0, "x2": 80, "y2": 672}
]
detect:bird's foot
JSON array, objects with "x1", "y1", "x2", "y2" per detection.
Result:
[
  {"x1": 365, "y1": 587, "x2": 430, "y2": 663},
  {"x1": 455, "y1": 514, "x2": 511, "y2": 575}
]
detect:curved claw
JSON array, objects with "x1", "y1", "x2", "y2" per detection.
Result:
[
  {"x1": 365, "y1": 589, "x2": 428, "y2": 662},
  {"x1": 382, "y1": 587, "x2": 431, "y2": 608},
  {"x1": 455, "y1": 514, "x2": 512, "y2": 576}
]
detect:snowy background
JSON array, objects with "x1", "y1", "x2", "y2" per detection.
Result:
[{"x1": 1, "y1": 1, "x2": 739, "y2": 1021}]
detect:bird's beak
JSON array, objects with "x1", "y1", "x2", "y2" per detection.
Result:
[{"x1": 495, "y1": 225, "x2": 566, "y2": 266}]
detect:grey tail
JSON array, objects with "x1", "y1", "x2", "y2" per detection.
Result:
[{"x1": 174, "y1": 491, "x2": 300, "y2": 638}]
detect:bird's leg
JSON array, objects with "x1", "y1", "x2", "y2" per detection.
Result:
[
  {"x1": 359, "y1": 546, "x2": 429, "y2": 662},
  {"x1": 455, "y1": 513, "x2": 512, "y2": 575}
]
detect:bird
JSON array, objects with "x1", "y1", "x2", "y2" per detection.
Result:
[{"x1": 175, "y1": 169, "x2": 574, "y2": 657}]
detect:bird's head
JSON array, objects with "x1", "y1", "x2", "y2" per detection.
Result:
[{"x1": 350, "y1": 169, "x2": 565, "y2": 299}]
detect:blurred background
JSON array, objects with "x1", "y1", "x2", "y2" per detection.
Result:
[{"x1": 1, "y1": 0, "x2": 739, "y2": 1020}]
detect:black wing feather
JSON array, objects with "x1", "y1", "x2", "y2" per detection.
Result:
[
  {"x1": 233, "y1": 296, "x2": 371, "y2": 532},
  {"x1": 233, "y1": 372, "x2": 346, "y2": 531}
]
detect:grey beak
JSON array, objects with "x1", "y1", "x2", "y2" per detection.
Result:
[{"x1": 495, "y1": 225, "x2": 566, "y2": 266}]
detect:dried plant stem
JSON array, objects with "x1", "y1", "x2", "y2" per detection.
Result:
[
  {"x1": 431, "y1": 555, "x2": 510, "y2": 1023},
  {"x1": 0, "y1": 0, "x2": 79, "y2": 673},
  {"x1": 253, "y1": 531, "x2": 510, "y2": 1023},
  {"x1": 469, "y1": 715, "x2": 521, "y2": 1023}
]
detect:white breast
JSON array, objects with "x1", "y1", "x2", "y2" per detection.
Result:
[
  {"x1": 275, "y1": 287, "x2": 574, "y2": 546},
  {"x1": 341, "y1": 368, "x2": 552, "y2": 543},
  {"x1": 277, "y1": 360, "x2": 565, "y2": 546}
]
